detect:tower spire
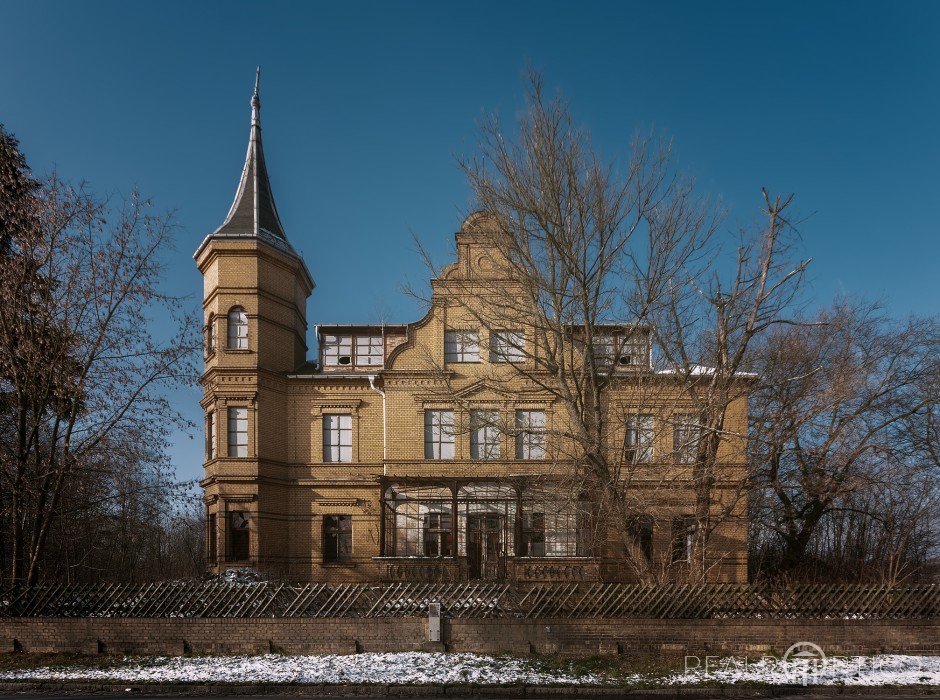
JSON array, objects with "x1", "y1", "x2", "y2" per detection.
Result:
[
  {"x1": 251, "y1": 67, "x2": 261, "y2": 127},
  {"x1": 210, "y1": 68, "x2": 292, "y2": 252}
]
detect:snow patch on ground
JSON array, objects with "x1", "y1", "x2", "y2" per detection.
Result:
[
  {"x1": 0, "y1": 653, "x2": 596, "y2": 685},
  {"x1": 1, "y1": 652, "x2": 938, "y2": 686}
]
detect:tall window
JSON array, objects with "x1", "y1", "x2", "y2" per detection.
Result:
[
  {"x1": 631, "y1": 514, "x2": 654, "y2": 562},
  {"x1": 444, "y1": 330, "x2": 480, "y2": 362},
  {"x1": 673, "y1": 414, "x2": 700, "y2": 464},
  {"x1": 229, "y1": 511, "x2": 249, "y2": 561},
  {"x1": 227, "y1": 407, "x2": 248, "y2": 457},
  {"x1": 322, "y1": 334, "x2": 352, "y2": 366},
  {"x1": 671, "y1": 515, "x2": 696, "y2": 563},
  {"x1": 323, "y1": 515, "x2": 352, "y2": 562},
  {"x1": 625, "y1": 415, "x2": 654, "y2": 463},
  {"x1": 323, "y1": 414, "x2": 352, "y2": 462},
  {"x1": 490, "y1": 330, "x2": 525, "y2": 363},
  {"x1": 355, "y1": 335, "x2": 383, "y2": 367},
  {"x1": 470, "y1": 410, "x2": 500, "y2": 460},
  {"x1": 515, "y1": 410, "x2": 546, "y2": 459},
  {"x1": 205, "y1": 410, "x2": 217, "y2": 460},
  {"x1": 205, "y1": 314, "x2": 215, "y2": 354},
  {"x1": 207, "y1": 513, "x2": 217, "y2": 564},
  {"x1": 227, "y1": 307, "x2": 248, "y2": 350},
  {"x1": 424, "y1": 410, "x2": 455, "y2": 459}
]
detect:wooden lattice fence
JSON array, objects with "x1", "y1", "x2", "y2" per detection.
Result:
[{"x1": 0, "y1": 582, "x2": 937, "y2": 619}]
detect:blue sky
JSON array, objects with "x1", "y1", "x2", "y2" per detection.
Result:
[{"x1": 2, "y1": 1, "x2": 938, "y2": 483}]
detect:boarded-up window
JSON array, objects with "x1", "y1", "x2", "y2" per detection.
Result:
[{"x1": 323, "y1": 515, "x2": 352, "y2": 562}]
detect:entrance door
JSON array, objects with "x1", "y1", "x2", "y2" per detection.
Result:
[{"x1": 467, "y1": 513, "x2": 504, "y2": 580}]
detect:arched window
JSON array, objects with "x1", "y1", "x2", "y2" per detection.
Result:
[
  {"x1": 205, "y1": 313, "x2": 215, "y2": 354},
  {"x1": 227, "y1": 307, "x2": 248, "y2": 350}
]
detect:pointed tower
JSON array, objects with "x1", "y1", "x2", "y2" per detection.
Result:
[
  {"x1": 195, "y1": 68, "x2": 314, "y2": 374},
  {"x1": 196, "y1": 70, "x2": 314, "y2": 574}
]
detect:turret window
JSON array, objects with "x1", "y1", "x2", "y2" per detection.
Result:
[
  {"x1": 206, "y1": 313, "x2": 215, "y2": 354},
  {"x1": 227, "y1": 307, "x2": 248, "y2": 350},
  {"x1": 227, "y1": 407, "x2": 248, "y2": 458}
]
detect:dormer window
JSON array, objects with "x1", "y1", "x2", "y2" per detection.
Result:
[
  {"x1": 355, "y1": 335, "x2": 383, "y2": 367},
  {"x1": 323, "y1": 333, "x2": 384, "y2": 368},
  {"x1": 227, "y1": 307, "x2": 248, "y2": 350},
  {"x1": 591, "y1": 332, "x2": 648, "y2": 367},
  {"x1": 323, "y1": 335, "x2": 353, "y2": 366}
]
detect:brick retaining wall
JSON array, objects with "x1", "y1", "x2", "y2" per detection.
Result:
[{"x1": 1, "y1": 617, "x2": 937, "y2": 657}]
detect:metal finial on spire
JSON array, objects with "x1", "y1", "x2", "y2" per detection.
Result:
[{"x1": 251, "y1": 67, "x2": 261, "y2": 126}]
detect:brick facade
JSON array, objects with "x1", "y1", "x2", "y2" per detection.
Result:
[{"x1": 195, "y1": 88, "x2": 751, "y2": 585}]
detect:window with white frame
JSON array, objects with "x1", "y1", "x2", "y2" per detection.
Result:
[
  {"x1": 424, "y1": 409, "x2": 455, "y2": 459},
  {"x1": 322, "y1": 413, "x2": 352, "y2": 462},
  {"x1": 227, "y1": 307, "x2": 248, "y2": 350},
  {"x1": 470, "y1": 410, "x2": 501, "y2": 460},
  {"x1": 355, "y1": 335, "x2": 383, "y2": 367},
  {"x1": 227, "y1": 407, "x2": 248, "y2": 458},
  {"x1": 206, "y1": 410, "x2": 217, "y2": 460},
  {"x1": 322, "y1": 335, "x2": 353, "y2": 366},
  {"x1": 444, "y1": 330, "x2": 480, "y2": 362},
  {"x1": 626, "y1": 414, "x2": 654, "y2": 463},
  {"x1": 619, "y1": 333, "x2": 648, "y2": 367},
  {"x1": 490, "y1": 330, "x2": 525, "y2": 362},
  {"x1": 673, "y1": 414, "x2": 700, "y2": 464},
  {"x1": 591, "y1": 335, "x2": 616, "y2": 365},
  {"x1": 515, "y1": 410, "x2": 546, "y2": 459}
]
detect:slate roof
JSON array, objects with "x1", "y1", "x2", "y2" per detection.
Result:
[{"x1": 205, "y1": 69, "x2": 297, "y2": 258}]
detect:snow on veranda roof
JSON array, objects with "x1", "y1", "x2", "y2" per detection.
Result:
[{"x1": 656, "y1": 363, "x2": 759, "y2": 379}]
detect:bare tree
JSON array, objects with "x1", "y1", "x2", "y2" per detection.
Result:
[
  {"x1": 407, "y1": 72, "x2": 808, "y2": 581},
  {"x1": 0, "y1": 124, "x2": 199, "y2": 586},
  {"x1": 748, "y1": 300, "x2": 939, "y2": 581}
]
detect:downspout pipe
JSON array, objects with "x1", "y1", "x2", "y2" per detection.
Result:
[{"x1": 367, "y1": 375, "x2": 387, "y2": 476}]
